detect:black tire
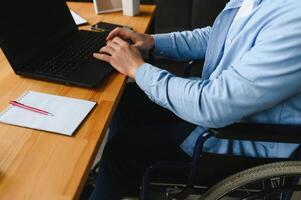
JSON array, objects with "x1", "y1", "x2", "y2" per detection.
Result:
[{"x1": 200, "y1": 161, "x2": 301, "y2": 200}]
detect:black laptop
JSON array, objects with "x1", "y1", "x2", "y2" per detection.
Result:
[{"x1": 0, "y1": 0, "x2": 113, "y2": 88}]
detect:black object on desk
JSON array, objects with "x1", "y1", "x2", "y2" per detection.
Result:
[
  {"x1": 91, "y1": 22, "x2": 133, "y2": 32},
  {"x1": 0, "y1": 0, "x2": 113, "y2": 88}
]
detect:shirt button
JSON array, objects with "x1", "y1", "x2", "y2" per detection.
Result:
[{"x1": 217, "y1": 20, "x2": 221, "y2": 25}]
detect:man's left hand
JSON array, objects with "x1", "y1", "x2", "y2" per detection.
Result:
[{"x1": 93, "y1": 37, "x2": 145, "y2": 79}]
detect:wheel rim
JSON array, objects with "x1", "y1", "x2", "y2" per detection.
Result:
[
  {"x1": 219, "y1": 174, "x2": 301, "y2": 200},
  {"x1": 201, "y1": 161, "x2": 301, "y2": 200}
]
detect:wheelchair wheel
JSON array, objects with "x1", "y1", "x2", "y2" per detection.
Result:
[{"x1": 199, "y1": 161, "x2": 301, "y2": 200}]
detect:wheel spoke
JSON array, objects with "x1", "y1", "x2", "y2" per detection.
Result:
[{"x1": 201, "y1": 162, "x2": 301, "y2": 200}]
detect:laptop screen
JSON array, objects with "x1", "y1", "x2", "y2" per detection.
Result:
[{"x1": 0, "y1": 0, "x2": 77, "y2": 71}]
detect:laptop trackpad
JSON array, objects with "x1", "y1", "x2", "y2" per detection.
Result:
[{"x1": 69, "y1": 57, "x2": 113, "y2": 87}]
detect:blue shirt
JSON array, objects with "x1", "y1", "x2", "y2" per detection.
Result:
[{"x1": 135, "y1": 0, "x2": 301, "y2": 158}]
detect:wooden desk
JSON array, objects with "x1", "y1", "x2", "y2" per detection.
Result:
[{"x1": 0, "y1": 3, "x2": 155, "y2": 200}]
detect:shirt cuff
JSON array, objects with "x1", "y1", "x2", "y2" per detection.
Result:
[{"x1": 152, "y1": 34, "x2": 174, "y2": 57}]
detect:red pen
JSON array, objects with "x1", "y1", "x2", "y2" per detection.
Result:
[{"x1": 9, "y1": 100, "x2": 54, "y2": 116}]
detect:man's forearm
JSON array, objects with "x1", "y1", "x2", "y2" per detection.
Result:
[{"x1": 152, "y1": 27, "x2": 212, "y2": 61}]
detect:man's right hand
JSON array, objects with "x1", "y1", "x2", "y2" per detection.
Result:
[{"x1": 106, "y1": 27, "x2": 155, "y2": 51}]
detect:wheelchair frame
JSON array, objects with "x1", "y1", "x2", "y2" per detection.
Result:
[{"x1": 140, "y1": 123, "x2": 301, "y2": 200}]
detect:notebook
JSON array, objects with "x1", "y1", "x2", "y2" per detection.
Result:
[
  {"x1": 70, "y1": 10, "x2": 87, "y2": 26},
  {"x1": 0, "y1": 91, "x2": 96, "y2": 136}
]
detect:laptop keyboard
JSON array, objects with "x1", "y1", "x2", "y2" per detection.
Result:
[{"x1": 35, "y1": 31, "x2": 108, "y2": 76}]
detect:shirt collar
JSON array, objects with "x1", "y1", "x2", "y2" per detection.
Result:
[
  {"x1": 225, "y1": 0, "x2": 244, "y2": 10},
  {"x1": 225, "y1": 0, "x2": 262, "y2": 10}
]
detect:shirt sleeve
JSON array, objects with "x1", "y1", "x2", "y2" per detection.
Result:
[
  {"x1": 152, "y1": 27, "x2": 212, "y2": 61},
  {"x1": 136, "y1": 8, "x2": 301, "y2": 128}
]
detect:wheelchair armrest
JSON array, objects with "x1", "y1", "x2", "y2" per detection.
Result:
[{"x1": 210, "y1": 123, "x2": 301, "y2": 143}]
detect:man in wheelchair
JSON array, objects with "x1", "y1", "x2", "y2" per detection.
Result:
[{"x1": 90, "y1": 0, "x2": 301, "y2": 199}]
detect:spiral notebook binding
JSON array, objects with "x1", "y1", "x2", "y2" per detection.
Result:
[
  {"x1": 16, "y1": 90, "x2": 30, "y2": 103},
  {"x1": 0, "y1": 90, "x2": 30, "y2": 118}
]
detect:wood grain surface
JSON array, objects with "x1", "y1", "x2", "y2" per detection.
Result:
[{"x1": 0, "y1": 3, "x2": 155, "y2": 200}]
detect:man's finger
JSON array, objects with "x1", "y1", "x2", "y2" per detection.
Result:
[
  {"x1": 99, "y1": 46, "x2": 115, "y2": 55},
  {"x1": 106, "y1": 28, "x2": 121, "y2": 41},
  {"x1": 93, "y1": 53, "x2": 111, "y2": 63},
  {"x1": 112, "y1": 37, "x2": 128, "y2": 46},
  {"x1": 107, "y1": 28, "x2": 132, "y2": 41},
  {"x1": 106, "y1": 40, "x2": 120, "y2": 50}
]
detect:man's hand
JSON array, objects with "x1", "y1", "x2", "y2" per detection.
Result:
[
  {"x1": 106, "y1": 27, "x2": 155, "y2": 51},
  {"x1": 93, "y1": 37, "x2": 144, "y2": 79}
]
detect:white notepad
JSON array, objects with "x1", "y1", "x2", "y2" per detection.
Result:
[
  {"x1": 0, "y1": 91, "x2": 96, "y2": 136},
  {"x1": 70, "y1": 10, "x2": 87, "y2": 26}
]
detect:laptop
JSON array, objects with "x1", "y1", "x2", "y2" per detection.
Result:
[{"x1": 0, "y1": 0, "x2": 113, "y2": 88}]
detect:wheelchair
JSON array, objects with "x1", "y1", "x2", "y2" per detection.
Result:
[{"x1": 140, "y1": 123, "x2": 301, "y2": 200}]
